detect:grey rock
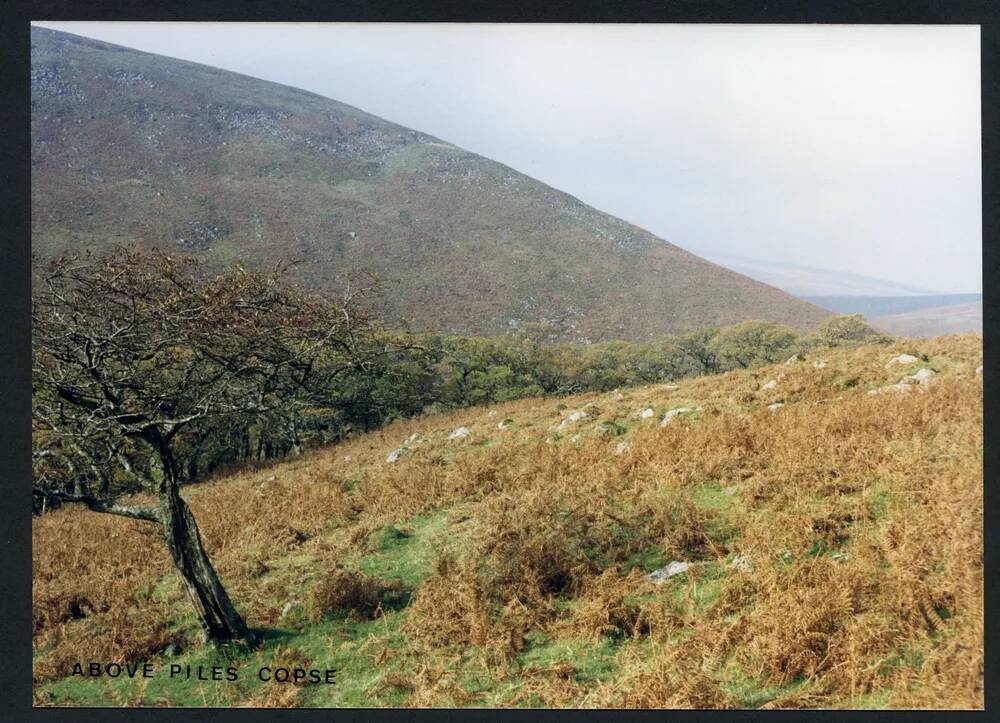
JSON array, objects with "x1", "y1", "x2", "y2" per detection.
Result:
[
  {"x1": 903, "y1": 367, "x2": 936, "y2": 385},
  {"x1": 885, "y1": 354, "x2": 919, "y2": 369},
  {"x1": 448, "y1": 426, "x2": 472, "y2": 440},
  {"x1": 645, "y1": 561, "x2": 690, "y2": 583},
  {"x1": 661, "y1": 407, "x2": 693, "y2": 426},
  {"x1": 558, "y1": 411, "x2": 588, "y2": 430},
  {"x1": 729, "y1": 554, "x2": 753, "y2": 572},
  {"x1": 386, "y1": 447, "x2": 409, "y2": 463}
]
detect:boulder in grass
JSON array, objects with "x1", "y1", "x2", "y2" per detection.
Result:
[
  {"x1": 869, "y1": 382, "x2": 912, "y2": 396},
  {"x1": 760, "y1": 379, "x2": 777, "y2": 391},
  {"x1": 498, "y1": 418, "x2": 514, "y2": 430},
  {"x1": 386, "y1": 447, "x2": 409, "y2": 463},
  {"x1": 813, "y1": 360, "x2": 828, "y2": 369},
  {"x1": 448, "y1": 426, "x2": 471, "y2": 441},
  {"x1": 767, "y1": 402, "x2": 784, "y2": 411},
  {"x1": 729, "y1": 554, "x2": 753, "y2": 572},
  {"x1": 903, "y1": 367, "x2": 936, "y2": 385},
  {"x1": 661, "y1": 407, "x2": 693, "y2": 426},
  {"x1": 661, "y1": 384, "x2": 680, "y2": 391},
  {"x1": 638, "y1": 407, "x2": 655, "y2": 419},
  {"x1": 645, "y1": 561, "x2": 689, "y2": 583},
  {"x1": 885, "y1": 353, "x2": 919, "y2": 369},
  {"x1": 558, "y1": 410, "x2": 588, "y2": 430},
  {"x1": 404, "y1": 432, "x2": 420, "y2": 445},
  {"x1": 785, "y1": 353, "x2": 804, "y2": 365},
  {"x1": 614, "y1": 441, "x2": 631, "y2": 456}
]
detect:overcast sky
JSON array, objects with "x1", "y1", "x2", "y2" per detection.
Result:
[{"x1": 35, "y1": 22, "x2": 982, "y2": 293}]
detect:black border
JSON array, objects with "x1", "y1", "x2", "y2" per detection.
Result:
[{"x1": 2, "y1": 1, "x2": 997, "y2": 722}]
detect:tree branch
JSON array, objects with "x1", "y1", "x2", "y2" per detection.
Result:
[{"x1": 34, "y1": 487, "x2": 163, "y2": 524}]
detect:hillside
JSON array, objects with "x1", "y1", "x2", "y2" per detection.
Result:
[
  {"x1": 33, "y1": 334, "x2": 983, "y2": 709},
  {"x1": 30, "y1": 27, "x2": 829, "y2": 343}
]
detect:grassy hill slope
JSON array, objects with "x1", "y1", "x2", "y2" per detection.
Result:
[
  {"x1": 33, "y1": 334, "x2": 983, "y2": 709},
  {"x1": 31, "y1": 27, "x2": 829, "y2": 343}
]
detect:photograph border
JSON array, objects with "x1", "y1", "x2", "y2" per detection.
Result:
[{"x1": 3, "y1": 1, "x2": 996, "y2": 721}]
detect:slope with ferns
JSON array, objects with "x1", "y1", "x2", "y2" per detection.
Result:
[{"x1": 33, "y1": 334, "x2": 982, "y2": 709}]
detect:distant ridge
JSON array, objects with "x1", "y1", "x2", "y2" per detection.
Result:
[
  {"x1": 695, "y1": 251, "x2": 940, "y2": 298},
  {"x1": 804, "y1": 294, "x2": 983, "y2": 317},
  {"x1": 31, "y1": 27, "x2": 830, "y2": 343}
]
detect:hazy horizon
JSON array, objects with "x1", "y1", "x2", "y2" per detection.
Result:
[{"x1": 33, "y1": 21, "x2": 982, "y2": 294}]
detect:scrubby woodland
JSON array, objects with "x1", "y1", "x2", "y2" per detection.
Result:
[{"x1": 32, "y1": 250, "x2": 982, "y2": 709}]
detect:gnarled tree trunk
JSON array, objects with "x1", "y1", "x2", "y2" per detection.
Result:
[{"x1": 160, "y1": 480, "x2": 257, "y2": 646}]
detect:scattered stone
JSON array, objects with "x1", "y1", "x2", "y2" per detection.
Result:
[
  {"x1": 487, "y1": 410, "x2": 497, "y2": 417},
  {"x1": 404, "y1": 433, "x2": 421, "y2": 445},
  {"x1": 280, "y1": 601, "x2": 295, "y2": 618},
  {"x1": 830, "y1": 551, "x2": 850, "y2": 562},
  {"x1": 611, "y1": 388, "x2": 625, "y2": 401},
  {"x1": 723, "y1": 485, "x2": 739, "y2": 496},
  {"x1": 885, "y1": 354, "x2": 919, "y2": 369},
  {"x1": 614, "y1": 441, "x2": 631, "y2": 456},
  {"x1": 767, "y1": 402, "x2": 784, "y2": 411},
  {"x1": 760, "y1": 379, "x2": 777, "y2": 391},
  {"x1": 498, "y1": 418, "x2": 514, "y2": 430},
  {"x1": 645, "y1": 561, "x2": 690, "y2": 584},
  {"x1": 785, "y1": 353, "x2": 804, "y2": 365},
  {"x1": 661, "y1": 384, "x2": 680, "y2": 391},
  {"x1": 812, "y1": 360, "x2": 828, "y2": 369},
  {"x1": 661, "y1": 407, "x2": 693, "y2": 426},
  {"x1": 558, "y1": 410, "x2": 588, "y2": 430},
  {"x1": 386, "y1": 447, "x2": 409, "y2": 463},
  {"x1": 266, "y1": 475, "x2": 277, "y2": 482},
  {"x1": 869, "y1": 382, "x2": 913, "y2": 396},
  {"x1": 780, "y1": 550, "x2": 794, "y2": 562},
  {"x1": 638, "y1": 407, "x2": 655, "y2": 419},
  {"x1": 730, "y1": 554, "x2": 753, "y2": 572},
  {"x1": 448, "y1": 426, "x2": 472, "y2": 440},
  {"x1": 903, "y1": 368, "x2": 936, "y2": 385}
]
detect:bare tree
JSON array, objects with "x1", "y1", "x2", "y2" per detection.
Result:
[{"x1": 32, "y1": 249, "x2": 376, "y2": 646}]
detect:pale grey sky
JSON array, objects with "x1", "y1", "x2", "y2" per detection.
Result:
[{"x1": 34, "y1": 22, "x2": 982, "y2": 293}]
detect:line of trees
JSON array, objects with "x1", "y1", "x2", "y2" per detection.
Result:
[{"x1": 31, "y1": 248, "x2": 889, "y2": 646}]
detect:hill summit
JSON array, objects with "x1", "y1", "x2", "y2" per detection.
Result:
[{"x1": 31, "y1": 27, "x2": 829, "y2": 342}]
